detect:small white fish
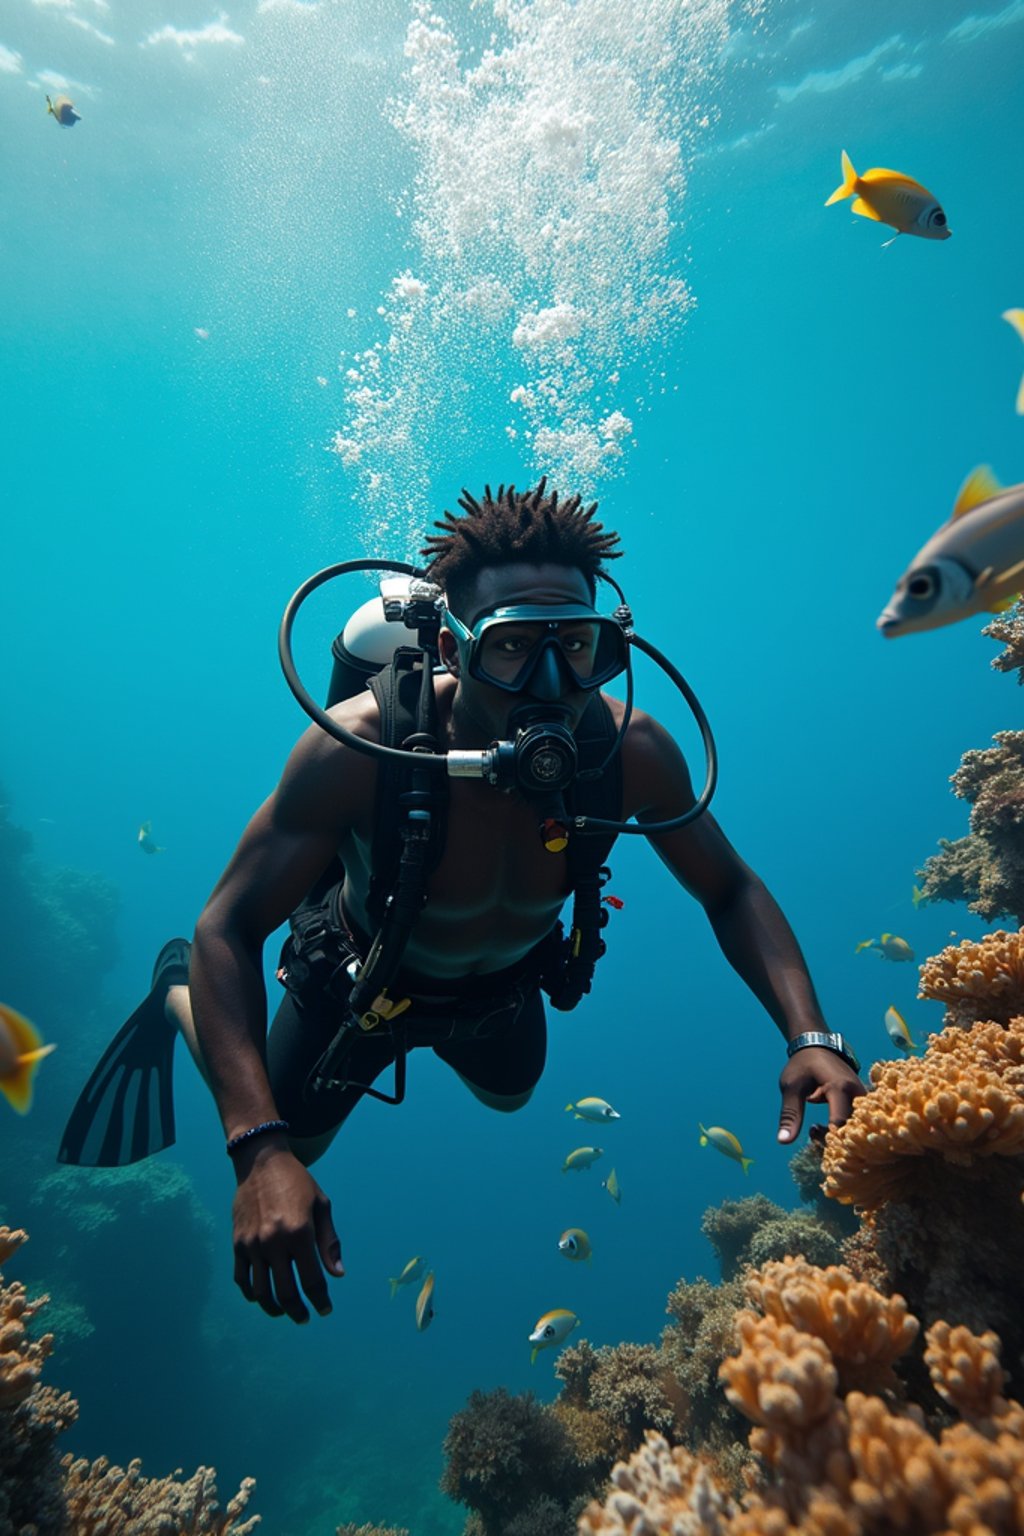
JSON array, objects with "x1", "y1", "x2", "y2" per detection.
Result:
[
  {"x1": 884, "y1": 1005, "x2": 919, "y2": 1055},
  {"x1": 137, "y1": 821, "x2": 165, "y2": 855},
  {"x1": 315, "y1": 375, "x2": 328, "y2": 387},
  {"x1": 877, "y1": 467, "x2": 1024, "y2": 638},
  {"x1": 529, "y1": 1308, "x2": 578, "y2": 1364},
  {"x1": 601, "y1": 1167, "x2": 621, "y2": 1205},
  {"x1": 698, "y1": 1124, "x2": 753, "y2": 1175},
  {"x1": 565, "y1": 1096, "x2": 620, "y2": 1123},
  {"x1": 1003, "y1": 310, "x2": 1024, "y2": 415},
  {"x1": 194, "y1": 327, "x2": 209, "y2": 341},
  {"x1": 855, "y1": 934, "x2": 915, "y2": 962},
  {"x1": 562, "y1": 1146, "x2": 603, "y2": 1173},
  {"x1": 415, "y1": 1271, "x2": 435, "y2": 1332},
  {"x1": 0, "y1": 1004, "x2": 57, "y2": 1115},
  {"x1": 388, "y1": 1255, "x2": 426, "y2": 1299},
  {"x1": 557, "y1": 1228, "x2": 592, "y2": 1263}
]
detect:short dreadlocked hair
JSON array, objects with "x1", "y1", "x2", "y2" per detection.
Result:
[{"x1": 421, "y1": 478, "x2": 622, "y2": 617}]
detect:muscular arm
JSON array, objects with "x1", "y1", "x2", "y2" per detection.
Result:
[
  {"x1": 621, "y1": 707, "x2": 863, "y2": 1135},
  {"x1": 190, "y1": 697, "x2": 377, "y2": 1144}
]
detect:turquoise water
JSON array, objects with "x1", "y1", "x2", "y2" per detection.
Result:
[{"x1": 2, "y1": 0, "x2": 1023, "y2": 1529}]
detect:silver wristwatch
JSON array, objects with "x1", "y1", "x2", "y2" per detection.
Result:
[{"x1": 787, "y1": 1030, "x2": 861, "y2": 1073}]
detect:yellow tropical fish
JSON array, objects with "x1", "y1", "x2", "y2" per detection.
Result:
[
  {"x1": 911, "y1": 884, "x2": 928, "y2": 910},
  {"x1": 137, "y1": 821, "x2": 165, "y2": 855},
  {"x1": 558, "y1": 1228, "x2": 592, "y2": 1263},
  {"x1": 0, "y1": 1004, "x2": 57, "y2": 1114},
  {"x1": 855, "y1": 934, "x2": 915, "y2": 962},
  {"x1": 883, "y1": 1005, "x2": 919, "y2": 1055},
  {"x1": 529, "y1": 1308, "x2": 578, "y2": 1364},
  {"x1": 562, "y1": 1146, "x2": 603, "y2": 1173},
  {"x1": 46, "y1": 93, "x2": 81, "y2": 127},
  {"x1": 1003, "y1": 310, "x2": 1024, "y2": 415},
  {"x1": 826, "y1": 149, "x2": 950, "y2": 246},
  {"x1": 565, "y1": 1096, "x2": 620, "y2": 1122},
  {"x1": 415, "y1": 1271, "x2": 435, "y2": 1332},
  {"x1": 601, "y1": 1167, "x2": 621, "y2": 1205},
  {"x1": 698, "y1": 1123, "x2": 753, "y2": 1175},
  {"x1": 389, "y1": 1255, "x2": 426, "y2": 1299}
]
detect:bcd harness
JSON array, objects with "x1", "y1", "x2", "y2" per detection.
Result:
[{"x1": 278, "y1": 644, "x2": 623, "y2": 1105}]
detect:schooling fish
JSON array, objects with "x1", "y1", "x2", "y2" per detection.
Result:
[
  {"x1": 877, "y1": 467, "x2": 1024, "y2": 638},
  {"x1": 46, "y1": 94, "x2": 81, "y2": 127},
  {"x1": 601, "y1": 1167, "x2": 622, "y2": 1205},
  {"x1": 1002, "y1": 311, "x2": 1024, "y2": 415},
  {"x1": 0, "y1": 1004, "x2": 57, "y2": 1114},
  {"x1": 565, "y1": 1097, "x2": 620, "y2": 1123},
  {"x1": 825, "y1": 149, "x2": 950, "y2": 246},
  {"x1": 698, "y1": 1124, "x2": 753, "y2": 1175},
  {"x1": 562, "y1": 1146, "x2": 603, "y2": 1173},
  {"x1": 415, "y1": 1271, "x2": 435, "y2": 1332},
  {"x1": 883, "y1": 1005, "x2": 919, "y2": 1055},
  {"x1": 389, "y1": 1255, "x2": 426, "y2": 1299},
  {"x1": 137, "y1": 821, "x2": 165, "y2": 855},
  {"x1": 855, "y1": 934, "x2": 915, "y2": 962},
  {"x1": 558, "y1": 1228, "x2": 592, "y2": 1263},
  {"x1": 529, "y1": 1308, "x2": 578, "y2": 1364}
]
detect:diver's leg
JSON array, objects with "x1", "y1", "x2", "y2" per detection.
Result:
[
  {"x1": 435, "y1": 988, "x2": 547, "y2": 1113},
  {"x1": 164, "y1": 984, "x2": 211, "y2": 1087},
  {"x1": 266, "y1": 991, "x2": 402, "y2": 1167}
]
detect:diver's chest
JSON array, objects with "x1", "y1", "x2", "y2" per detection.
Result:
[{"x1": 428, "y1": 783, "x2": 570, "y2": 909}]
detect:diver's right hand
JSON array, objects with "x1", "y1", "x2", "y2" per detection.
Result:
[{"x1": 230, "y1": 1140, "x2": 344, "y2": 1323}]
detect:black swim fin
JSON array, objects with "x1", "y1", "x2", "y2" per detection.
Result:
[{"x1": 57, "y1": 938, "x2": 191, "y2": 1166}]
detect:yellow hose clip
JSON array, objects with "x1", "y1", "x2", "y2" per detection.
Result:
[
  {"x1": 358, "y1": 992, "x2": 412, "y2": 1032},
  {"x1": 571, "y1": 927, "x2": 583, "y2": 959}
]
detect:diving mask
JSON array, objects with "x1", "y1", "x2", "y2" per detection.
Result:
[{"x1": 443, "y1": 603, "x2": 629, "y2": 696}]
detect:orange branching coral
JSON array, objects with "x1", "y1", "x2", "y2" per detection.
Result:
[
  {"x1": 60, "y1": 1456, "x2": 260, "y2": 1534},
  {"x1": 576, "y1": 1430, "x2": 737, "y2": 1536},
  {"x1": 924, "y1": 1320, "x2": 1007, "y2": 1421},
  {"x1": 918, "y1": 929, "x2": 1024, "y2": 1027},
  {"x1": 719, "y1": 1313, "x2": 837, "y2": 1431},
  {"x1": 742, "y1": 1258, "x2": 918, "y2": 1394},
  {"x1": 0, "y1": 1226, "x2": 54, "y2": 1409},
  {"x1": 821, "y1": 1017, "x2": 1024, "y2": 1211}
]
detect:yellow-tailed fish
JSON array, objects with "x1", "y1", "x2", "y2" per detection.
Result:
[
  {"x1": 415, "y1": 1271, "x2": 435, "y2": 1332},
  {"x1": 565, "y1": 1096, "x2": 620, "y2": 1122},
  {"x1": 877, "y1": 467, "x2": 1024, "y2": 638},
  {"x1": 0, "y1": 1004, "x2": 57, "y2": 1114},
  {"x1": 825, "y1": 149, "x2": 950, "y2": 246},
  {"x1": 1003, "y1": 310, "x2": 1024, "y2": 415},
  {"x1": 46, "y1": 93, "x2": 81, "y2": 127},
  {"x1": 911, "y1": 884, "x2": 928, "y2": 910},
  {"x1": 698, "y1": 1123, "x2": 753, "y2": 1175},
  {"x1": 138, "y1": 821, "x2": 165, "y2": 855},
  {"x1": 562, "y1": 1146, "x2": 603, "y2": 1173},
  {"x1": 529, "y1": 1308, "x2": 578, "y2": 1364},
  {"x1": 883, "y1": 1005, "x2": 919, "y2": 1055},
  {"x1": 389, "y1": 1255, "x2": 426, "y2": 1299},
  {"x1": 855, "y1": 934, "x2": 915, "y2": 962},
  {"x1": 558, "y1": 1228, "x2": 592, "y2": 1263},
  {"x1": 601, "y1": 1167, "x2": 621, "y2": 1205}
]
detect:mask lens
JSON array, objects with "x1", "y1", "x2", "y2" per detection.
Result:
[{"x1": 474, "y1": 614, "x2": 626, "y2": 692}]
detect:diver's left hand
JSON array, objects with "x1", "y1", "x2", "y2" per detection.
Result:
[{"x1": 777, "y1": 1047, "x2": 866, "y2": 1144}]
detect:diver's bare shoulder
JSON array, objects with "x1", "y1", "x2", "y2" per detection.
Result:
[{"x1": 602, "y1": 695, "x2": 697, "y2": 822}]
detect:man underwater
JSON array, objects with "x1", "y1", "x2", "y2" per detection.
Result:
[{"x1": 60, "y1": 483, "x2": 864, "y2": 1323}]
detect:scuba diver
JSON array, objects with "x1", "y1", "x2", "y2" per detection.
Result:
[{"x1": 59, "y1": 481, "x2": 865, "y2": 1324}]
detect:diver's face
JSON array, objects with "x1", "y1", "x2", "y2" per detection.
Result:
[{"x1": 441, "y1": 562, "x2": 596, "y2": 740}]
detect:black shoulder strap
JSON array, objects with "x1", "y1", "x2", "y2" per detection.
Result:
[
  {"x1": 566, "y1": 693, "x2": 623, "y2": 876},
  {"x1": 366, "y1": 650, "x2": 449, "y2": 928}
]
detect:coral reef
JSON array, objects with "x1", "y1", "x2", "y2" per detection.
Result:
[
  {"x1": 984, "y1": 599, "x2": 1024, "y2": 684},
  {"x1": 555, "y1": 1341, "x2": 684, "y2": 1449},
  {"x1": 918, "y1": 927, "x2": 1024, "y2": 1028},
  {"x1": 335, "y1": 1526, "x2": 410, "y2": 1536},
  {"x1": 0, "y1": 1225, "x2": 260, "y2": 1536},
  {"x1": 916, "y1": 731, "x2": 1024, "y2": 926},
  {"x1": 581, "y1": 1260, "x2": 1024, "y2": 1536}
]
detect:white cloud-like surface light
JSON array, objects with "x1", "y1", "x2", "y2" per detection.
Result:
[
  {"x1": 775, "y1": 35, "x2": 908, "y2": 103},
  {"x1": 0, "y1": 43, "x2": 23, "y2": 72},
  {"x1": 142, "y1": 15, "x2": 245, "y2": 54},
  {"x1": 947, "y1": 0, "x2": 1024, "y2": 42}
]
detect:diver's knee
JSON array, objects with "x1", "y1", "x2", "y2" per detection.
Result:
[
  {"x1": 164, "y1": 983, "x2": 193, "y2": 1033},
  {"x1": 457, "y1": 1075, "x2": 534, "y2": 1113}
]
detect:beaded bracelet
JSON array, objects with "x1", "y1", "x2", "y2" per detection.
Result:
[{"x1": 225, "y1": 1119, "x2": 291, "y2": 1156}]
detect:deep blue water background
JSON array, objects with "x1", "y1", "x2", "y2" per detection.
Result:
[{"x1": 2, "y1": 0, "x2": 1023, "y2": 1530}]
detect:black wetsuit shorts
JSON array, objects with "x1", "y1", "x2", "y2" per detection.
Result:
[{"x1": 267, "y1": 945, "x2": 551, "y2": 1140}]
